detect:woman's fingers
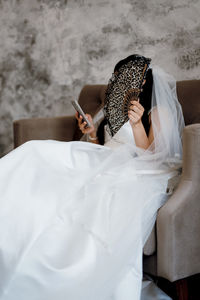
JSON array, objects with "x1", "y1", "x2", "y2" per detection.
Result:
[
  {"x1": 75, "y1": 111, "x2": 97, "y2": 135},
  {"x1": 129, "y1": 106, "x2": 143, "y2": 118},
  {"x1": 79, "y1": 121, "x2": 87, "y2": 130},
  {"x1": 76, "y1": 114, "x2": 85, "y2": 128},
  {"x1": 130, "y1": 100, "x2": 144, "y2": 112},
  {"x1": 129, "y1": 100, "x2": 144, "y2": 122},
  {"x1": 129, "y1": 105, "x2": 140, "y2": 113},
  {"x1": 128, "y1": 110, "x2": 138, "y2": 118},
  {"x1": 128, "y1": 110, "x2": 141, "y2": 124},
  {"x1": 78, "y1": 116, "x2": 96, "y2": 135}
]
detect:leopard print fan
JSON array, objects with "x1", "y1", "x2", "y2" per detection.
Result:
[{"x1": 104, "y1": 55, "x2": 151, "y2": 136}]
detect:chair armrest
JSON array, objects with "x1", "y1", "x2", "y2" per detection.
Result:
[
  {"x1": 13, "y1": 115, "x2": 77, "y2": 148},
  {"x1": 156, "y1": 124, "x2": 200, "y2": 282}
]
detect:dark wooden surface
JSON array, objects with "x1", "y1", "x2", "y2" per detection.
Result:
[{"x1": 146, "y1": 273, "x2": 200, "y2": 300}]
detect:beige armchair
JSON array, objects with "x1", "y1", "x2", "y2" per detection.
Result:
[{"x1": 13, "y1": 80, "x2": 200, "y2": 300}]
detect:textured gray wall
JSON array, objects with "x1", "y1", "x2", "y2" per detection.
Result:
[{"x1": 0, "y1": 0, "x2": 199, "y2": 157}]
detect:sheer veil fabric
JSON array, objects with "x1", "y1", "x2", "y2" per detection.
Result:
[{"x1": 0, "y1": 66, "x2": 184, "y2": 300}]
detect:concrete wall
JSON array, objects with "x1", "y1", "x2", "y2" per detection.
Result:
[{"x1": 0, "y1": 0, "x2": 199, "y2": 157}]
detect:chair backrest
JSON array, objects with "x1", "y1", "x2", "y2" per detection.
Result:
[
  {"x1": 176, "y1": 80, "x2": 200, "y2": 125},
  {"x1": 75, "y1": 80, "x2": 200, "y2": 138}
]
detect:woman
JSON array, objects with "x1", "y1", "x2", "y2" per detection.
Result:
[
  {"x1": 0, "y1": 55, "x2": 184, "y2": 300},
  {"x1": 77, "y1": 57, "x2": 153, "y2": 150}
]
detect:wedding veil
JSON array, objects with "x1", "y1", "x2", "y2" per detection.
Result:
[
  {"x1": 120, "y1": 65, "x2": 185, "y2": 172},
  {"x1": 149, "y1": 66, "x2": 185, "y2": 160}
]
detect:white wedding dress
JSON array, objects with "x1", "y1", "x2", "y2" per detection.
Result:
[{"x1": 0, "y1": 67, "x2": 184, "y2": 300}]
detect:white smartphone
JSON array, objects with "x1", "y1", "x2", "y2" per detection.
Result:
[{"x1": 71, "y1": 100, "x2": 92, "y2": 128}]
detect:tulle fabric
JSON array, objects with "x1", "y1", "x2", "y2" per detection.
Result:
[{"x1": 0, "y1": 66, "x2": 184, "y2": 300}]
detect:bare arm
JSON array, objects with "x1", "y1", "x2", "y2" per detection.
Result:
[
  {"x1": 128, "y1": 100, "x2": 159, "y2": 150},
  {"x1": 131, "y1": 120, "x2": 150, "y2": 149}
]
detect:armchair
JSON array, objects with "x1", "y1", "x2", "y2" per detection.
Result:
[{"x1": 13, "y1": 80, "x2": 200, "y2": 300}]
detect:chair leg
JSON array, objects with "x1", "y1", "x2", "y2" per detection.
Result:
[{"x1": 175, "y1": 278, "x2": 189, "y2": 300}]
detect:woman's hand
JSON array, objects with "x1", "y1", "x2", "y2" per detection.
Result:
[
  {"x1": 75, "y1": 112, "x2": 97, "y2": 136},
  {"x1": 128, "y1": 99, "x2": 144, "y2": 127}
]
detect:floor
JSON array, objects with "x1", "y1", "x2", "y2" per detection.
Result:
[{"x1": 149, "y1": 273, "x2": 200, "y2": 300}]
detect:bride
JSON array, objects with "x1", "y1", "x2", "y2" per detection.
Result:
[{"x1": 0, "y1": 54, "x2": 184, "y2": 300}]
